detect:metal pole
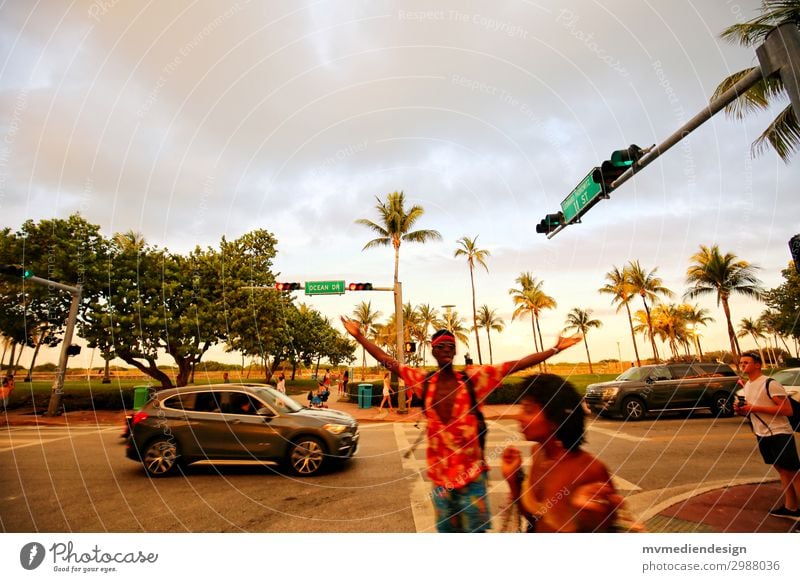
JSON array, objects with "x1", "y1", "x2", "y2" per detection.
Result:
[
  {"x1": 757, "y1": 23, "x2": 800, "y2": 124},
  {"x1": 395, "y1": 281, "x2": 407, "y2": 413},
  {"x1": 47, "y1": 286, "x2": 82, "y2": 416}
]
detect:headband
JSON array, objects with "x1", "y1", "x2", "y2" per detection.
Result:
[{"x1": 431, "y1": 334, "x2": 456, "y2": 347}]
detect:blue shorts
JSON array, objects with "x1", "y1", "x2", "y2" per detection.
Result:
[{"x1": 431, "y1": 472, "x2": 491, "y2": 533}]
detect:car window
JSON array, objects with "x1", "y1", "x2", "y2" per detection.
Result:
[
  {"x1": 648, "y1": 366, "x2": 672, "y2": 381},
  {"x1": 697, "y1": 363, "x2": 737, "y2": 376},
  {"x1": 194, "y1": 391, "x2": 224, "y2": 413},
  {"x1": 670, "y1": 365, "x2": 696, "y2": 379},
  {"x1": 227, "y1": 392, "x2": 259, "y2": 415},
  {"x1": 254, "y1": 386, "x2": 303, "y2": 413},
  {"x1": 162, "y1": 392, "x2": 197, "y2": 411},
  {"x1": 616, "y1": 367, "x2": 649, "y2": 381}
]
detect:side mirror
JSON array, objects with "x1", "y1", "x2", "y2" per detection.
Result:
[
  {"x1": 257, "y1": 407, "x2": 275, "y2": 418},
  {"x1": 645, "y1": 377, "x2": 655, "y2": 385}
]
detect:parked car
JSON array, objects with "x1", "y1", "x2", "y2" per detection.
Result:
[
  {"x1": 735, "y1": 367, "x2": 800, "y2": 401},
  {"x1": 584, "y1": 362, "x2": 740, "y2": 421},
  {"x1": 125, "y1": 383, "x2": 359, "y2": 477}
]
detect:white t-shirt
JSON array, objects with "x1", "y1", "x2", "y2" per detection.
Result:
[{"x1": 743, "y1": 375, "x2": 792, "y2": 437}]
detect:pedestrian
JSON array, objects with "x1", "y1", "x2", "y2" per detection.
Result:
[
  {"x1": 322, "y1": 369, "x2": 331, "y2": 389},
  {"x1": 379, "y1": 372, "x2": 394, "y2": 412},
  {"x1": 735, "y1": 351, "x2": 800, "y2": 519},
  {"x1": 499, "y1": 374, "x2": 628, "y2": 532},
  {"x1": 0, "y1": 375, "x2": 13, "y2": 408},
  {"x1": 276, "y1": 373, "x2": 286, "y2": 394},
  {"x1": 223, "y1": 372, "x2": 230, "y2": 384},
  {"x1": 341, "y1": 316, "x2": 581, "y2": 533},
  {"x1": 341, "y1": 369, "x2": 349, "y2": 397}
]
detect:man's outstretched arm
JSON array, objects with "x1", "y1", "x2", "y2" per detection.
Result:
[
  {"x1": 505, "y1": 333, "x2": 582, "y2": 375},
  {"x1": 341, "y1": 317, "x2": 401, "y2": 375}
]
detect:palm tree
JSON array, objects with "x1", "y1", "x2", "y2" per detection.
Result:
[
  {"x1": 599, "y1": 265, "x2": 641, "y2": 366},
  {"x1": 650, "y1": 304, "x2": 686, "y2": 360},
  {"x1": 454, "y1": 235, "x2": 490, "y2": 364},
  {"x1": 563, "y1": 308, "x2": 602, "y2": 374},
  {"x1": 684, "y1": 244, "x2": 763, "y2": 358},
  {"x1": 475, "y1": 305, "x2": 505, "y2": 365},
  {"x1": 680, "y1": 303, "x2": 714, "y2": 358},
  {"x1": 415, "y1": 304, "x2": 439, "y2": 367},
  {"x1": 509, "y1": 273, "x2": 557, "y2": 371},
  {"x1": 626, "y1": 260, "x2": 673, "y2": 362},
  {"x1": 351, "y1": 301, "x2": 382, "y2": 380},
  {"x1": 356, "y1": 191, "x2": 442, "y2": 287},
  {"x1": 713, "y1": 1, "x2": 800, "y2": 161},
  {"x1": 737, "y1": 316, "x2": 767, "y2": 364},
  {"x1": 435, "y1": 309, "x2": 470, "y2": 348}
]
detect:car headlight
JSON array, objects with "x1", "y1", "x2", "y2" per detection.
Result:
[
  {"x1": 602, "y1": 387, "x2": 619, "y2": 400},
  {"x1": 323, "y1": 423, "x2": 348, "y2": 435}
]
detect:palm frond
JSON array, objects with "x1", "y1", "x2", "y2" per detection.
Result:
[
  {"x1": 751, "y1": 104, "x2": 800, "y2": 161},
  {"x1": 713, "y1": 71, "x2": 785, "y2": 119}
]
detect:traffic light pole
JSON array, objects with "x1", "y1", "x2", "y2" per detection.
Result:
[
  {"x1": 17, "y1": 275, "x2": 83, "y2": 417},
  {"x1": 394, "y1": 281, "x2": 407, "y2": 414},
  {"x1": 547, "y1": 23, "x2": 800, "y2": 238}
]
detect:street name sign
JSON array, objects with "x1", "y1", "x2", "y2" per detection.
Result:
[
  {"x1": 560, "y1": 167, "x2": 607, "y2": 224},
  {"x1": 305, "y1": 280, "x2": 345, "y2": 295}
]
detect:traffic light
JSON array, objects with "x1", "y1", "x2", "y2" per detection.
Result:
[
  {"x1": 274, "y1": 282, "x2": 301, "y2": 291},
  {"x1": 404, "y1": 341, "x2": 416, "y2": 354},
  {"x1": 593, "y1": 144, "x2": 645, "y2": 195},
  {"x1": 65, "y1": 345, "x2": 82, "y2": 356},
  {"x1": 347, "y1": 282, "x2": 373, "y2": 291},
  {"x1": 790, "y1": 234, "x2": 800, "y2": 274},
  {"x1": 0, "y1": 264, "x2": 33, "y2": 279},
  {"x1": 535, "y1": 212, "x2": 564, "y2": 234}
]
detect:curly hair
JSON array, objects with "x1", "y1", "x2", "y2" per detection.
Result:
[{"x1": 518, "y1": 373, "x2": 585, "y2": 452}]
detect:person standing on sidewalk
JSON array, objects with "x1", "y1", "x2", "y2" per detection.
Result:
[
  {"x1": 735, "y1": 351, "x2": 800, "y2": 520},
  {"x1": 379, "y1": 372, "x2": 394, "y2": 412},
  {"x1": 341, "y1": 316, "x2": 581, "y2": 533}
]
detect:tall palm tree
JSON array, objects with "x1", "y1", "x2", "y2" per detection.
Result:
[
  {"x1": 713, "y1": 1, "x2": 800, "y2": 161},
  {"x1": 599, "y1": 265, "x2": 641, "y2": 366},
  {"x1": 680, "y1": 303, "x2": 714, "y2": 359},
  {"x1": 626, "y1": 260, "x2": 673, "y2": 362},
  {"x1": 351, "y1": 301, "x2": 382, "y2": 380},
  {"x1": 415, "y1": 304, "x2": 439, "y2": 367},
  {"x1": 454, "y1": 235, "x2": 490, "y2": 365},
  {"x1": 509, "y1": 273, "x2": 557, "y2": 371},
  {"x1": 737, "y1": 316, "x2": 767, "y2": 364},
  {"x1": 475, "y1": 305, "x2": 505, "y2": 365},
  {"x1": 356, "y1": 191, "x2": 442, "y2": 288},
  {"x1": 650, "y1": 304, "x2": 686, "y2": 360},
  {"x1": 684, "y1": 244, "x2": 763, "y2": 358},
  {"x1": 563, "y1": 308, "x2": 602, "y2": 374}
]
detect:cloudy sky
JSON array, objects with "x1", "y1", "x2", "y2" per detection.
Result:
[{"x1": 1, "y1": 0, "x2": 797, "y2": 369}]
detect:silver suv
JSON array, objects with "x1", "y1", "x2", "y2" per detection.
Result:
[
  {"x1": 125, "y1": 383, "x2": 359, "y2": 477},
  {"x1": 584, "y1": 362, "x2": 739, "y2": 421}
]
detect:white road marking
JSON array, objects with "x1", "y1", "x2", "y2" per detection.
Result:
[{"x1": 0, "y1": 427, "x2": 118, "y2": 452}]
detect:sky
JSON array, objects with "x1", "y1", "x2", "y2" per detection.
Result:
[{"x1": 1, "y1": 0, "x2": 798, "y2": 370}]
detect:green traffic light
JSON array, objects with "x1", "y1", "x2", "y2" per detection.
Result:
[
  {"x1": 609, "y1": 144, "x2": 644, "y2": 168},
  {"x1": 0, "y1": 264, "x2": 33, "y2": 278}
]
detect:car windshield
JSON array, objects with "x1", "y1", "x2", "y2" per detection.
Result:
[
  {"x1": 253, "y1": 386, "x2": 303, "y2": 413},
  {"x1": 772, "y1": 370, "x2": 800, "y2": 387},
  {"x1": 616, "y1": 367, "x2": 650, "y2": 381}
]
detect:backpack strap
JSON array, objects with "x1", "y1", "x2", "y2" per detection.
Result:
[{"x1": 749, "y1": 378, "x2": 775, "y2": 435}]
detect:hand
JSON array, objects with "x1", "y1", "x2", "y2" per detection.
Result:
[
  {"x1": 501, "y1": 446, "x2": 522, "y2": 480},
  {"x1": 340, "y1": 316, "x2": 362, "y2": 337},
  {"x1": 554, "y1": 333, "x2": 582, "y2": 352},
  {"x1": 571, "y1": 482, "x2": 623, "y2": 514},
  {"x1": 734, "y1": 401, "x2": 751, "y2": 416}
]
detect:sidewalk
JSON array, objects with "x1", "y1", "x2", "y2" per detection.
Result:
[{"x1": 2, "y1": 392, "x2": 797, "y2": 533}]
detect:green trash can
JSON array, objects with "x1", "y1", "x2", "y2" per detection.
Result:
[
  {"x1": 132, "y1": 386, "x2": 151, "y2": 410},
  {"x1": 358, "y1": 384, "x2": 372, "y2": 409}
]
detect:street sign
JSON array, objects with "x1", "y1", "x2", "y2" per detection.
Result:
[
  {"x1": 560, "y1": 168, "x2": 607, "y2": 224},
  {"x1": 305, "y1": 280, "x2": 345, "y2": 295}
]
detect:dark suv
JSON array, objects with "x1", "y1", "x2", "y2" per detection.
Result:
[
  {"x1": 126, "y1": 384, "x2": 359, "y2": 477},
  {"x1": 584, "y1": 362, "x2": 739, "y2": 421}
]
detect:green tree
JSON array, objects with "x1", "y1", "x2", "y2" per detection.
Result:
[
  {"x1": 684, "y1": 244, "x2": 763, "y2": 358},
  {"x1": 626, "y1": 260, "x2": 673, "y2": 362},
  {"x1": 415, "y1": 303, "x2": 439, "y2": 366},
  {"x1": 435, "y1": 309, "x2": 470, "y2": 348},
  {"x1": 475, "y1": 304, "x2": 505, "y2": 365},
  {"x1": 713, "y1": 1, "x2": 800, "y2": 161},
  {"x1": 509, "y1": 273, "x2": 556, "y2": 371},
  {"x1": 351, "y1": 301, "x2": 382, "y2": 380},
  {"x1": 563, "y1": 308, "x2": 602, "y2": 374},
  {"x1": 454, "y1": 235, "x2": 490, "y2": 364},
  {"x1": 680, "y1": 303, "x2": 715, "y2": 358},
  {"x1": 762, "y1": 264, "x2": 800, "y2": 354},
  {"x1": 599, "y1": 265, "x2": 641, "y2": 366}
]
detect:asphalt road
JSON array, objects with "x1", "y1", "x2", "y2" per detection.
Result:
[{"x1": 0, "y1": 412, "x2": 773, "y2": 533}]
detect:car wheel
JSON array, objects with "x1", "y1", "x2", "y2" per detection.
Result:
[
  {"x1": 288, "y1": 436, "x2": 326, "y2": 476},
  {"x1": 621, "y1": 397, "x2": 646, "y2": 421},
  {"x1": 711, "y1": 392, "x2": 734, "y2": 418},
  {"x1": 142, "y1": 437, "x2": 181, "y2": 477}
]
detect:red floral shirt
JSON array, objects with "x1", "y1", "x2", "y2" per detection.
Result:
[{"x1": 399, "y1": 363, "x2": 512, "y2": 489}]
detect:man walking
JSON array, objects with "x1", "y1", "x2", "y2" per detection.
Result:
[
  {"x1": 341, "y1": 316, "x2": 580, "y2": 532},
  {"x1": 735, "y1": 351, "x2": 800, "y2": 519}
]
